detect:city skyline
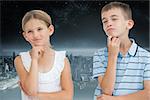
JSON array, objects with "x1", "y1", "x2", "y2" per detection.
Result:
[{"x1": 1, "y1": 48, "x2": 100, "y2": 56}]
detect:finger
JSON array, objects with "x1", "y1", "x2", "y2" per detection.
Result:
[
  {"x1": 97, "y1": 97, "x2": 100, "y2": 100},
  {"x1": 108, "y1": 36, "x2": 112, "y2": 41},
  {"x1": 38, "y1": 50, "x2": 43, "y2": 56},
  {"x1": 114, "y1": 37, "x2": 120, "y2": 45},
  {"x1": 107, "y1": 36, "x2": 112, "y2": 44},
  {"x1": 111, "y1": 37, "x2": 119, "y2": 43},
  {"x1": 97, "y1": 95, "x2": 102, "y2": 99},
  {"x1": 117, "y1": 38, "x2": 121, "y2": 44},
  {"x1": 40, "y1": 48, "x2": 44, "y2": 53},
  {"x1": 39, "y1": 49, "x2": 45, "y2": 57},
  {"x1": 97, "y1": 95, "x2": 101, "y2": 98},
  {"x1": 38, "y1": 51, "x2": 41, "y2": 55}
]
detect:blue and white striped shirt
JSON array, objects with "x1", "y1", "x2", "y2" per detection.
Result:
[{"x1": 93, "y1": 39, "x2": 150, "y2": 99}]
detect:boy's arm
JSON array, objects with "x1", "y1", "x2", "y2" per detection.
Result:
[
  {"x1": 98, "y1": 54, "x2": 117, "y2": 95},
  {"x1": 97, "y1": 80, "x2": 150, "y2": 100},
  {"x1": 38, "y1": 57, "x2": 74, "y2": 100},
  {"x1": 115, "y1": 80, "x2": 150, "y2": 100},
  {"x1": 98, "y1": 37, "x2": 120, "y2": 95}
]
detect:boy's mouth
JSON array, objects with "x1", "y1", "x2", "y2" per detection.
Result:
[{"x1": 106, "y1": 28, "x2": 115, "y2": 32}]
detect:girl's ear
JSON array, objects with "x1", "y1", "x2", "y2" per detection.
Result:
[
  {"x1": 127, "y1": 19, "x2": 134, "y2": 29},
  {"x1": 22, "y1": 32, "x2": 29, "y2": 41},
  {"x1": 48, "y1": 25, "x2": 54, "y2": 36}
]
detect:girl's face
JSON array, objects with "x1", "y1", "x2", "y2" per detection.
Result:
[{"x1": 23, "y1": 18, "x2": 53, "y2": 47}]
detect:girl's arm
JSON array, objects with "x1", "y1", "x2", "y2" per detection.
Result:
[{"x1": 14, "y1": 52, "x2": 39, "y2": 96}]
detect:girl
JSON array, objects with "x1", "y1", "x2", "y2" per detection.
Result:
[{"x1": 14, "y1": 10, "x2": 73, "y2": 100}]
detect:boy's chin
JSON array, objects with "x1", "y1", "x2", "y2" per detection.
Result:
[
  {"x1": 106, "y1": 32, "x2": 119, "y2": 37},
  {"x1": 106, "y1": 33, "x2": 113, "y2": 37}
]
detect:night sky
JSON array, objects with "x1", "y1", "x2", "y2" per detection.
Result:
[{"x1": 0, "y1": 1, "x2": 149, "y2": 56}]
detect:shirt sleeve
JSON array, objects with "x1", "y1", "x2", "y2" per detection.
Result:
[
  {"x1": 144, "y1": 53, "x2": 150, "y2": 80},
  {"x1": 92, "y1": 49, "x2": 106, "y2": 79}
]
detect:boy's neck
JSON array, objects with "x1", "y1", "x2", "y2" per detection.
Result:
[{"x1": 119, "y1": 37, "x2": 132, "y2": 56}]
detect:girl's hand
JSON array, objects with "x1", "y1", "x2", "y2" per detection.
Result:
[{"x1": 31, "y1": 46, "x2": 44, "y2": 60}]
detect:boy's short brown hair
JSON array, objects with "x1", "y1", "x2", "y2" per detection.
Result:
[{"x1": 101, "y1": 2, "x2": 132, "y2": 20}]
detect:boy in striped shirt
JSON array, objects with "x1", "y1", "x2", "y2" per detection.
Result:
[{"x1": 93, "y1": 1, "x2": 150, "y2": 100}]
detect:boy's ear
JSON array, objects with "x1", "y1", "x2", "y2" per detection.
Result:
[
  {"x1": 48, "y1": 25, "x2": 54, "y2": 36},
  {"x1": 127, "y1": 19, "x2": 134, "y2": 29}
]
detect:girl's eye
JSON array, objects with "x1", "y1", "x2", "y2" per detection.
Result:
[
  {"x1": 38, "y1": 28, "x2": 43, "y2": 31},
  {"x1": 27, "y1": 30, "x2": 32, "y2": 33}
]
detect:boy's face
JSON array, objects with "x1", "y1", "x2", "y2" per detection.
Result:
[{"x1": 101, "y1": 8, "x2": 132, "y2": 38}]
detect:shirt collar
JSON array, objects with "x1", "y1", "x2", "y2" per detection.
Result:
[{"x1": 128, "y1": 39, "x2": 138, "y2": 56}]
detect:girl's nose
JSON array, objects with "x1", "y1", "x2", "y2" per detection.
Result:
[{"x1": 33, "y1": 32, "x2": 40, "y2": 38}]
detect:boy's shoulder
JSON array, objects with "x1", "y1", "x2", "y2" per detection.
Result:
[{"x1": 137, "y1": 46, "x2": 150, "y2": 56}]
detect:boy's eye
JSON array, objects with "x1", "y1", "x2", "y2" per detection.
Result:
[
  {"x1": 112, "y1": 18, "x2": 117, "y2": 21},
  {"x1": 103, "y1": 20, "x2": 108, "y2": 24}
]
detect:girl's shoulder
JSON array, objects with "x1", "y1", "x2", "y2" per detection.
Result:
[
  {"x1": 54, "y1": 50, "x2": 66, "y2": 59},
  {"x1": 18, "y1": 51, "x2": 31, "y2": 72}
]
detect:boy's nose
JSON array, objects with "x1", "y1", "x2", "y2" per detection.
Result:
[{"x1": 106, "y1": 20, "x2": 113, "y2": 27}]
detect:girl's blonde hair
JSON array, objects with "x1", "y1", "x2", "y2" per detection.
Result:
[{"x1": 22, "y1": 10, "x2": 52, "y2": 31}]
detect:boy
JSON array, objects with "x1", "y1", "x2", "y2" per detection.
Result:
[{"x1": 93, "y1": 2, "x2": 150, "y2": 100}]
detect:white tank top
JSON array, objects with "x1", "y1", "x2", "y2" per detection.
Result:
[{"x1": 19, "y1": 50, "x2": 66, "y2": 100}]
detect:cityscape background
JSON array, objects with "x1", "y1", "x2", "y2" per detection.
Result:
[{"x1": 0, "y1": 0, "x2": 149, "y2": 100}]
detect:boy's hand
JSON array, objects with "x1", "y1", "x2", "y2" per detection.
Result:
[
  {"x1": 107, "y1": 36, "x2": 120, "y2": 57},
  {"x1": 97, "y1": 94, "x2": 116, "y2": 100}
]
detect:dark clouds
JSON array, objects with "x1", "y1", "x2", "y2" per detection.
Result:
[{"x1": 1, "y1": 1, "x2": 149, "y2": 55}]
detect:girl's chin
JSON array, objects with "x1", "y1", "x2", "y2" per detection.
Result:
[{"x1": 32, "y1": 44, "x2": 44, "y2": 47}]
